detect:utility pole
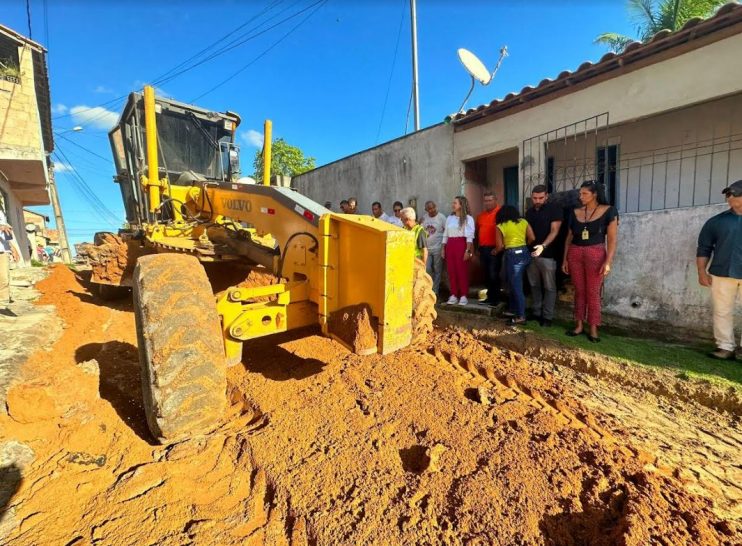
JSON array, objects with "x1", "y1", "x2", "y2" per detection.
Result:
[
  {"x1": 410, "y1": 0, "x2": 420, "y2": 132},
  {"x1": 48, "y1": 166, "x2": 72, "y2": 263}
]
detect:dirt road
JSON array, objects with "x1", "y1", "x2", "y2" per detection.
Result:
[{"x1": 0, "y1": 266, "x2": 739, "y2": 545}]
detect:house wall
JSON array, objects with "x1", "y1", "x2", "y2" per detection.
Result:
[
  {"x1": 0, "y1": 38, "x2": 48, "y2": 264},
  {"x1": 541, "y1": 93, "x2": 742, "y2": 212},
  {"x1": 454, "y1": 31, "x2": 742, "y2": 176},
  {"x1": 293, "y1": 124, "x2": 456, "y2": 217},
  {"x1": 0, "y1": 176, "x2": 30, "y2": 265},
  {"x1": 0, "y1": 44, "x2": 43, "y2": 157},
  {"x1": 604, "y1": 203, "x2": 740, "y2": 332}
]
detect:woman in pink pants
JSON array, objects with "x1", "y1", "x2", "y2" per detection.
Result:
[
  {"x1": 562, "y1": 181, "x2": 618, "y2": 342},
  {"x1": 441, "y1": 196, "x2": 475, "y2": 306}
]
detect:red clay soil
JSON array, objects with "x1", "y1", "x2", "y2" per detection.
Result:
[
  {"x1": 79, "y1": 233, "x2": 132, "y2": 285},
  {"x1": 0, "y1": 265, "x2": 738, "y2": 545},
  {"x1": 327, "y1": 304, "x2": 378, "y2": 353}
]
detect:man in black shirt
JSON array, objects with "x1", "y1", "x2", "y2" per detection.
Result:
[
  {"x1": 525, "y1": 185, "x2": 563, "y2": 326},
  {"x1": 696, "y1": 179, "x2": 742, "y2": 360}
]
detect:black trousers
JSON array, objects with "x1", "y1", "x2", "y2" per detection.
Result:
[{"x1": 479, "y1": 246, "x2": 503, "y2": 303}]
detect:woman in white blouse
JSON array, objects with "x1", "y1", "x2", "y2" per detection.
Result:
[{"x1": 441, "y1": 195, "x2": 475, "y2": 305}]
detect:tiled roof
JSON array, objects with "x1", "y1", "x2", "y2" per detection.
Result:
[{"x1": 452, "y1": 2, "x2": 742, "y2": 127}]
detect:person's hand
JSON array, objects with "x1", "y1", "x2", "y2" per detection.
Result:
[
  {"x1": 531, "y1": 244, "x2": 544, "y2": 258},
  {"x1": 10, "y1": 246, "x2": 20, "y2": 262},
  {"x1": 441, "y1": 247, "x2": 445, "y2": 260},
  {"x1": 698, "y1": 271, "x2": 712, "y2": 287},
  {"x1": 490, "y1": 248, "x2": 498, "y2": 256},
  {"x1": 600, "y1": 261, "x2": 612, "y2": 277},
  {"x1": 463, "y1": 250, "x2": 472, "y2": 262},
  {"x1": 562, "y1": 261, "x2": 569, "y2": 275},
  {"x1": 0, "y1": 225, "x2": 11, "y2": 234}
]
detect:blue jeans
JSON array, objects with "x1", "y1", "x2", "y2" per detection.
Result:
[{"x1": 505, "y1": 247, "x2": 531, "y2": 318}]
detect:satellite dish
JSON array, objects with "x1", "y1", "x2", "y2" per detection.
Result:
[
  {"x1": 458, "y1": 49, "x2": 491, "y2": 85},
  {"x1": 453, "y1": 46, "x2": 509, "y2": 115}
]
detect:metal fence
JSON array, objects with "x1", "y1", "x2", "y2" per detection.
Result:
[{"x1": 520, "y1": 105, "x2": 741, "y2": 213}]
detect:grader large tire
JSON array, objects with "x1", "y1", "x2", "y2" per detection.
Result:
[
  {"x1": 133, "y1": 254, "x2": 227, "y2": 443},
  {"x1": 411, "y1": 258, "x2": 437, "y2": 345}
]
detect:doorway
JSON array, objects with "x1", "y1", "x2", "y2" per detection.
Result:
[{"x1": 503, "y1": 165, "x2": 519, "y2": 207}]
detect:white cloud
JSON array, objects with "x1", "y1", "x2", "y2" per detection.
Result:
[
  {"x1": 241, "y1": 129, "x2": 264, "y2": 148},
  {"x1": 52, "y1": 103, "x2": 68, "y2": 115},
  {"x1": 53, "y1": 162, "x2": 72, "y2": 172},
  {"x1": 70, "y1": 105, "x2": 119, "y2": 130},
  {"x1": 132, "y1": 81, "x2": 170, "y2": 98},
  {"x1": 93, "y1": 85, "x2": 114, "y2": 94}
]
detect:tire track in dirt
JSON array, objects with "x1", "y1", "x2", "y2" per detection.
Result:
[{"x1": 0, "y1": 266, "x2": 315, "y2": 546}]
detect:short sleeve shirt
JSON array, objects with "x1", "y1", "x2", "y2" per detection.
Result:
[
  {"x1": 525, "y1": 203, "x2": 562, "y2": 258},
  {"x1": 476, "y1": 208, "x2": 500, "y2": 247},
  {"x1": 568, "y1": 206, "x2": 618, "y2": 247}
]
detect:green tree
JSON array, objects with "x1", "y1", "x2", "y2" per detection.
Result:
[
  {"x1": 252, "y1": 138, "x2": 316, "y2": 183},
  {"x1": 595, "y1": 0, "x2": 728, "y2": 52}
]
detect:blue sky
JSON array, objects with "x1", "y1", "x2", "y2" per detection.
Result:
[{"x1": 5, "y1": 0, "x2": 633, "y2": 247}]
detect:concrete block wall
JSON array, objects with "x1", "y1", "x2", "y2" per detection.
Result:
[
  {"x1": 293, "y1": 124, "x2": 456, "y2": 217},
  {"x1": 0, "y1": 45, "x2": 43, "y2": 156},
  {"x1": 604, "y1": 203, "x2": 740, "y2": 334}
]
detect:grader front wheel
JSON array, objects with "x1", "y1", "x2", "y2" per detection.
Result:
[
  {"x1": 411, "y1": 259, "x2": 437, "y2": 345},
  {"x1": 133, "y1": 254, "x2": 227, "y2": 443}
]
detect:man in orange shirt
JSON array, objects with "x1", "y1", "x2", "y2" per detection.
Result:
[{"x1": 476, "y1": 191, "x2": 502, "y2": 305}]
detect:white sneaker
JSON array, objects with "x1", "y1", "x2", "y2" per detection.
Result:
[
  {"x1": 458, "y1": 296, "x2": 468, "y2": 306},
  {"x1": 446, "y1": 295, "x2": 458, "y2": 305}
]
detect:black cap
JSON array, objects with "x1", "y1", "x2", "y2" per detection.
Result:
[{"x1": 722, "y1": 180, "x2": 742, "y2": 197}]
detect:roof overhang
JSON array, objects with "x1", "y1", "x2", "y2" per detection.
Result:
[
  {"x1": 453, "y1": 2, "x2": 742, "y2": 131},
  {"x1": 0, "y1": 158, "x2": 50, "y2": 205}
]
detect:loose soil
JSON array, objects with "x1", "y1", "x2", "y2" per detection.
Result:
[{"x1": 0, "y1": 266, "x2": 739, "y2": 545}]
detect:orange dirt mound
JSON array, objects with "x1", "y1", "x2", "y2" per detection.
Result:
[{"x1": 0, "y1": 266, "x2": 737, "y2": 545}]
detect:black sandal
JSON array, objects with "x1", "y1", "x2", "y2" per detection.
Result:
[
  {"x1": 565, "y1": 329, "x2": 583, "y2": 337},
  {"x1": 508, "y1": 317, "x2": 527, "y2": 326},
  {"x1": 587, "y1": 334, "x2": 601, "y2": 343}
]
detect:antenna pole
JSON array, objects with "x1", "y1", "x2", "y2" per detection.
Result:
[{"x1": 410, "y1": 0, "x2": 420, "y2": 132}]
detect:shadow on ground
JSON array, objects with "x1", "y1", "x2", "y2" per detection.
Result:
[
  {"x1": 241, "y1": 326, "x2": 327, "y2": 382},
  {"x1": 75, "y1": 341, "x2": 155, "y2": 444},
  {"x1": 0, "y1": 464, "x2": 21, "y2": 518}
]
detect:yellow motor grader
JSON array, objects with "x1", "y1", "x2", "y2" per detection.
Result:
[{"x1": 84, "y1": 86, "x2": 436, "y2": 443}]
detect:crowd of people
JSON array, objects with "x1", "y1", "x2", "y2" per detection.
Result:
[
  {"x1": 331, "y1": 177, "x2": 741, "y2": 359},
  {"x1": 329, "y1": 182, "x2": 620, "y2": 341}
]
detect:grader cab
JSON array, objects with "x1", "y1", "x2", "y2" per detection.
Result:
[{"x1": 85, "y1": 87, "x2": 436, "y2": 443}]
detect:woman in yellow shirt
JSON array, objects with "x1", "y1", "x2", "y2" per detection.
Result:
[{"x1": 494, "y1": 205, "x2": 535, "y2": 325}]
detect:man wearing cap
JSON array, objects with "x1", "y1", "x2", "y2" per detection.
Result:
[{"x1": 696, "y1": 180, "x2": 742, "y2": 360}]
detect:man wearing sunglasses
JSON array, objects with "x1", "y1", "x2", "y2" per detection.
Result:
[{"x1": 697, "y1": 180, "x2": 742, "y2": 360}]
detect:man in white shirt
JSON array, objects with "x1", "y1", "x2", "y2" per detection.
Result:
[
  {"x1": 371, "y1": 201, "x2": 394, "y2": 224},
  {"x1": 0, "y1": 208, "x2": 19, "y2": 310},
  {"x1": 388, "y1": 201, "x2": 404, "y2": 227},
  {"x1": 421, "y1": 200, "x2": 447, "y2": 296}
]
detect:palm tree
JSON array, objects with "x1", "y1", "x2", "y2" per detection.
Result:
[{"x1": 595, "y1": 0, "x2": 730, "y2": 52}]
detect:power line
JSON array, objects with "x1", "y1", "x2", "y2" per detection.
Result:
[
  {"x1": 154, "y1": 0, "x2": 285, "y2": 83},
  {"x1": 43, "y1": 0, "x2": 49, "y2": 48},
  {"x1": 156, "y1": 0, "x2": 324, "y2": 88},
  {"x1": 25, "y1": 0, "x2": 32, "y2": 39},
  {"x1": 55, "y1": 133, "x2": 112, "y2": 163},
  {"x1": 53, "y1": 144, "x2": 121, "y2": 225},
  {"x1": 52, "y1": 1, "x2": 291, "y2": 123},
  {"x1": 190, "y1": 0, "x2": 327, "y2": 102},
  {"x1": 376, "y1": 0, "x2": 407, "y2": 144}
]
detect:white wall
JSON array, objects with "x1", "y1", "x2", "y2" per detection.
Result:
[
  {"x1": 294, "y1": 124, "x2": 456, "y2": 217},
  {"x1": 605, "y1": 203, "x2": 740, "y2": 331}
]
